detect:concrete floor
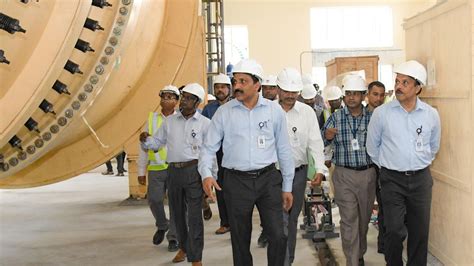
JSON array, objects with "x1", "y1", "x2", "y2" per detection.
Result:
[
  {"x1": 0, "y1": 165, "x2": 317, "y2": 266},
  {"x1": 1, "y1": 164, "x2": 441, "y2": 266}
]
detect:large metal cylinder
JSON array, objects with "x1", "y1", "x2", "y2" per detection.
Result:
[{"x1": 0, "y1": 0, "x2": 206, "y2": 188}]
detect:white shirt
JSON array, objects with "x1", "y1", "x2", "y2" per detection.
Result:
[
  {"x1": 284, "y1": 101, "x2": 326, "y2": 175},
  {"x1": 199, "y1": 96, "x2": 295, "y2": 192},
  {"x1": 142, "y1": 111, "x2": 211, "y2": 163}
]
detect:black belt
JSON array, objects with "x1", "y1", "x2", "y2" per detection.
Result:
[
  {"x1": 228, "y1": 163, "x2": 275, "y2": 178},
  {"x1": 295, "y1": 165, "x2": 307, "y2": 172},
  {"x1": 382, "y1": 167, "x2": 427, "y2": 176},
  {"x1": 342, "y1": 164, "x2": 375, "y2": 171},
  {"x1": 169, "y1": 159, "x2": 198, "y2": 169}
]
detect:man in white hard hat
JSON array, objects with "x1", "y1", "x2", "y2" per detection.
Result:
[
  {"x1": 202, "y1": 73, "x2": 232, "y2": 235},
  {"x1": 199, "y1": 59, "x2": 295, "y2": 266},
  {"x1": 300, "y1": 83, "x2": 324, "y2": 128},
  {"x1": 367, "y1": 60, "x2": 441, "y2": 265},
  {"x1": 321, "y1": 85, "x2": 344, "y2": 173},
  {"x1": 302, "y1": 74, "x2": 325, "y2": 118},
  {"x1": 137, "y1": 85, "x2": 180, "y2": 252},
  {"x1": 366, "y1": 81, "x2": 386, "y2": 112},
  {"x1": 261, "y1": 75, "x2": 278, "y2": 101},
  {"x1": 140, "y1": 83, "x2": 211, "y2": 266},
  {"x1": 207, "y1": 94, "x2": 216, "y2": 104},
  {"x1": 321, "y1": 75, "x2": 376, "y2": 266},
  {"x1": 276, "y1": 67, "x2": 326, "y2": 265}
]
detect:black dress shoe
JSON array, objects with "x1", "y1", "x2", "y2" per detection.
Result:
[
  {"x1": 168, "y1": 240, "x2": 179, "y2": 252},
  {"x1": 257, "y1": 232, "x2": 268, "y2": 248},
  {"x1": 153, "y1": 229, "x2": 167, "y2": 245},
  {"x1": 359, "y1": 257, "x2": 365, "y2": 266},
  {"x1": 203, "y1": 207, "x2": 212, "y2": 220}
]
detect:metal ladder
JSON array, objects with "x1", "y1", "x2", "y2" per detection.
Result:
[{"x1": 202, "y1": 0, "x2": 225, "y2": 93}]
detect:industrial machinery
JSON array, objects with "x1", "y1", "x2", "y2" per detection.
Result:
[
  {"x1": 301, "y1": 185, "x2": 339, "y2": 242},
  {"x1": 0, "y1": 0, "x2": 206, "y2": 192}
]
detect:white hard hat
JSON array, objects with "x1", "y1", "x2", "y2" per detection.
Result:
[
  {"x1": 207, "y1": 94, "x2": 216, "y2": 101},
  {"x1": 232, "y1": 59, "x2": 264, "y2": 81},
  {"x1": 276, "y1": 67, "x2": 303, "y2": 92},
  {"x1": 323, "y1": 86, "x2": 343, "y2": 101},
  {"x1": 301, "y1": 84, "x2": 317, "y2": 99},
  {"x1": 261, "y1": 75, "x2": 277, "y2": 86},
  {"x1": 181, "y1": 83, "x2": 205, "y2": 102},
  {"x1": 393, "y1": 60, "x2": 427, "y2": 85},
  {"x1": 301, "y1": 73, "x2": 314, "y2": 85},
  {"x1": 213, "y1": 73, "x2": 231, "y2": 85},
  {"x1": 342, "y1": 75, "x2": 366, "y2": 94},
  {"x1": 160, "y1": 85, "x2": 180, "y2": 97}
]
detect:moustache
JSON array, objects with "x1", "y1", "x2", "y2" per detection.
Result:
[{"x1": 234, "y1": 89, "x2": 243, "y2": 94}]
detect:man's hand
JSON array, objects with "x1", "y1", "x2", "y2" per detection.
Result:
[
  {"x1": 202, "y1": 176, "x2": 221, "y2": 202},
  {"x1": 139, "y1": 132, "x2": 150, "y2": 142},
  {"x1": 282, "y1": 192, "x2": 293, "y2": 212},
  {"x1": 310, "y1": 173, "x2": 324, "y2": 188},
  {"x1": 324, "y1": 160, "x2": 332, "y2": 168},
  {"x1": 138, "y1": 176, "x2": 146, "y2": 186},
  {"x1": 325, "y1": 127, "x2": 338, "y2": 140}
]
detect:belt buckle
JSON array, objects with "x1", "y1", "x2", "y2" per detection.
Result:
[{"x1": 404, "y1": 171, "x2": 414, "y2": 176}]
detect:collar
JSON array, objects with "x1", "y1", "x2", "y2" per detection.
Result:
[
  {"x1": 160, "y1": 110, "x2": 176, "y2": 117},
  {"x1": 177, "y1": 109, "x2": 201, "y2": 120},
  {"x1": 391, "y1": 97, "x2": 426, "y2": 111},
  {"x1": 290, "y1": 101, "x2": 303, "y2": 113},
  {"x1": 230, "y1": 95, "x2": 269, "y2": 109},
  {"x1": 343, "y1": 105, "x2": 366, "y2": 117}
]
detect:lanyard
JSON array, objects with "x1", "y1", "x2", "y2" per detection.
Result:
[{"x1": 345, "y1": 113, "x2": 363, "y2": 139}]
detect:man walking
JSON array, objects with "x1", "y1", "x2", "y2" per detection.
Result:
[
  {"x1": 321, "y1": 75, "x2": 376, "y2": 265},
  {"x1": 202, "y1": 73, "x2": 232, "y2": 235},
  {"x1": 199, "y1": 59, "x2": 295, "y2": 266},
  {"x1": 140, "y1": 83, "x2": 210, "y2": 266},
  {"x1": 137, "y1": 85, "x2": 179, "y2": 251},
  {"x1": 367, "y1": 60, "x2": 441, "y2": 265},
  {"x1": 276, "y1": 67, "x2": 326, "y2": 265}
]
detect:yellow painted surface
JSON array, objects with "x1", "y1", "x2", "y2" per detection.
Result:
[{"x1": 0, "y1": 0, "x2": 206, "y2": 190}]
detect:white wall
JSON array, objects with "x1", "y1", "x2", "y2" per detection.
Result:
[{"x1": 225, "y1": 0, "x2": 435, "y2": 76}]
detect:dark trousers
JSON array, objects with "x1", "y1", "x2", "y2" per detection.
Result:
[
  {"x1": 216, "y1": 166, "x2": 229, "y2": 226},
  {"x1": 168, "y1": 165, "x2": 203, "y2": 262},
  {"x1": 147, "y1": 170, "x2": 177, "y2": 241},
  {"x1": 224, "y1": 167, "x2": 287, "y2": 266},
  {"x1": 283, "y1": 166, "x2": 307, "y2": 265},
  {"x1": 105, "y1": 152, "x2": 126, "y2": 173},
  {"x1": 380, "y1": 167, "x2": 432, "y2": 266},
  {"x1": 375, "y1": 167, "x2": 385, "y2": 252}
]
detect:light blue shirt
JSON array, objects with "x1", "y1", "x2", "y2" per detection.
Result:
[
  {"x1": 141, "y1": 111, "x2": 211, "y2": 163},
  {"x1": 199, "y1": 96, "x2": 295, "y2": 192},
  {"x1": 366, "y1": 98, "x2": 441, "y2": 171}
]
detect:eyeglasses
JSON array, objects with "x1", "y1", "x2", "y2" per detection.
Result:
[{"x1": 160, "y1": 94, "x2": 177, "y2": 100}]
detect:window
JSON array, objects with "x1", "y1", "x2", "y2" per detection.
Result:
[
  {"x1": 310, "y1": 6, "x2": 393, "y2": 49},
  {"x1": 224, "y1": 25, "x2": 249, "y2": 67}
]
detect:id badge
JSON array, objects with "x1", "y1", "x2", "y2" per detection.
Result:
[
  {"x1": 257, "y1": 135, "x2": 266, "y2": 149},
  {"x1": 351, "y1": 138, "x2": 360, "y2": 151},
  {"x1": 415, "y1": 136, "x2": 423, "y2": 152},
  {"x1": 290, "y1": 136, "x2": 300, "y2": 147}
]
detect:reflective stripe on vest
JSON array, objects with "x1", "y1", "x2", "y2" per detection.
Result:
[
  {"x1": 147, "y1": 112, "x2": 168, "y2": 171},
  {"x1": 323, "y1": 110, "x2": 331, "y2": 123}
]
